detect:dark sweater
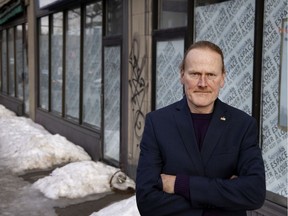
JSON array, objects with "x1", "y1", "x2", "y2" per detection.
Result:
[{"x1": 174, "y1": 113, "x2": 221, "y2": 216}]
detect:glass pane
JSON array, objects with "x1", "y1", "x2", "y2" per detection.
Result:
[
  {"x1": 158, "y1": 0, "x2": 187, "y2": 29},
  {"x1": 24, "y1": 23, "x2": 29, "y2": 114},
  {"x1": 261, "y1": 0, "x2": 287, "y2": 198},
  {"x1": 106, "y1": 0, "x2": 122, "y2": 35},
  {"x1": 83, "y1": 2, "x2": 102, "y2": 127},
  {"x1": 194, "y1": 0, "x2": 255, "y2": 115},
  {"x1": 156, "y1": 39, "x2": 184, "y2": 109},
  {"x1": 38, "y1": 0, "x2": 58, "y2": 8},
  {"x1": 0, "y1": 31, "x2": 3, "y2": 93},
  {"x1": 39, "y1": 16, "x2": 49, "y2": 110},
  {"x1": 1, "y1": 30, "x2": 7, "y2": 94},
  {"x1": 51, "y1": 12, "x2": 63, "y2": 114},
  {"x1": 8, "y1": 28, "x2": 15, "y2": 97},
  {"x1": 16, "y1": 25, "x2": 24, "y2": 100},
  {"x1": 103, "y1": 46, "x2": 121, "y2": 162},
  {"x1": 65, "y1": 9, "x2": 81, "y2": 120}
]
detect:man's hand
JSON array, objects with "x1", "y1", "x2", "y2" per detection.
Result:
[{"x1": 161, "y1": 174, "x2": 176, "y2": 194}]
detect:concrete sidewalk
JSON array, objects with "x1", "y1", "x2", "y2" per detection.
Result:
[
  {"x1": 54, "y1": 193, "x2": 133, "y2": 216},
  {"x1": 18, "y1": 169, "x2": 134, "y2": 216}
]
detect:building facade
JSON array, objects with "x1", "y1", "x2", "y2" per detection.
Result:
[{"x1": 0, "y1": 0, "x2": 287, "y2": 215}]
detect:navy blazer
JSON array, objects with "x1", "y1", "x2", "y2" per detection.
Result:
[{"x1": 136, "y1": 97, "x2": 266, "y2": 216}]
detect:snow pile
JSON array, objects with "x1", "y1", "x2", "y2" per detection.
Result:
[
  {"x1": 0, "y1": 104, "x2": 16, "y2": 117},
  {"x1": 6, "y1": 134, "x2": 91, "y2": 173},
  {"x1": 0, "y1": 106, "x2": 91, "y2": 174},
  {"x1": 32, "y1": 161, "x2": 135, "y2": 199},
  {"x1": 0, "y1": 104, "x2": 138, "y2": 215},
  {"x1": 91, "y1": 195, "x2": 140, "y2": 216}
]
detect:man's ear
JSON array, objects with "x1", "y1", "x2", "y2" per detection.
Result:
[{"x1": 220, "y1": 72, "x2": 226, "y2": 88}]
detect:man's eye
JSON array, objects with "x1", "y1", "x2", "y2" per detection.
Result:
[
  {"x1": 190, "y1": 72, "x2": 200, "y2": 78},
  {"x1": 207, "y1": 73, "x2": 217, "y2": 80}
]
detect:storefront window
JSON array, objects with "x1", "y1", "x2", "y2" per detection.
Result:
[
  {"x1": 37, "y1": 2, "x2": 105, "y2": 129},
  {"x1": 106, "y1": 0, "x2": 122, "y2": 36},
  {"x1": 1, "y1": 30, "x2": 7, "y2": 94},
  {"x1": 39, "y1": 16, "x2": 49, "y2": 110},
  {"x1": 65, "y1": 9, "x2": 81, "y2": 120},
  {"x1": 83, "y1": 2, "x2": 102, "y2": 127},
  {"x1": 51, "y1": 12, "x2": 63, "y2": 114},
  {"x1": 16, "y1": 25, "x2": 24, "y2": 100},
  {"x1": 156, "y1": 39, "x2": 184, "y2": 109},
  {"x1": 158, "y1": 0, "x2": 187, "y2": 29},
  {"x1": 1, "y1": 24, "x2": 29, "y2": 112},
  {"x1": 103, "y1": 46, "x2": 121, "y2": 162},
  {"x1": 261, "y1": 0, "x2": 287, "y2": 199},
  {"x1": 194, "y1": 0, "x2": 255, "y2": 115},
  {"x1": 8, "y1": 28, "x2": 15, "y2": 97},
  {"x1": 24, "y1": 24, "x2": 29, "y2": 114}
]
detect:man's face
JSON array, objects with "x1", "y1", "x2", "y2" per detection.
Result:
[{"x1": 180, "y1": 48, "x2": 225, "y2": 113}]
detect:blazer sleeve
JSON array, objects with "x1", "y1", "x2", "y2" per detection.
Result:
[
  {"x1": 136, "y1": 113, "x2": 194, "y2": 216},
  {"x1": 188, "y1": 117, "x2": 266, "y2": 211}
]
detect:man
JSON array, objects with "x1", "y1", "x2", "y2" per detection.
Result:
[{"x1": 136, "y1": 41, "x2": 266, "y2": 216}]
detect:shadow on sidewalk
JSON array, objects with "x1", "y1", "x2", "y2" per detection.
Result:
[{"x1": 55, "y1": 192, "x2": 133, "y2": 216}]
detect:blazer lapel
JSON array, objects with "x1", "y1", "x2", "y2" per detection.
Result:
[
  {"x1": 201, "y1": 99, "x2": 230, "y2": 165},
  {"x1": 174, "y1": 98, "x2": 204, "y2": 175}
]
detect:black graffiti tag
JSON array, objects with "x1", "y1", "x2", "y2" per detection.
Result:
[{"x1": 129, "y1": 37, "x2": 147, "y2": 140}]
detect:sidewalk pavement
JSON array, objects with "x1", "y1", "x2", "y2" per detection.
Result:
[
  {"x1": 55, "y1": 192, "x2": 133, "y2": 216},
  {"x1": 19, "y1": 169, "x2": 134, "y2": 216}
]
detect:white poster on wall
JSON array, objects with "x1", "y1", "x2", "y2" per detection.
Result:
[
  {"x1": 195, "y1": 0, "x2": 288, "y2": 197},
  {"x1": 261, "y1": 1, "x2": 287, "y2": 198},
  {"x1": 156, "y1": 39, "x2": 184, "y2": 109},
  {"x1": 195, "y1": 0, "x2": 255, "y2": 115},
  {"x1": 279, "y1": 18, "x2": 287, "y2": 130}
]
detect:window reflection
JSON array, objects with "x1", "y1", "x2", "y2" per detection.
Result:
[
  {"x1": 158, "y1": 0, "x2": 187, "y2": 29},
  {"x1": 51, "y1": 12, "x2": 63, "y2": 114},
  {"x1": 16, "y1": 25, "x2": 24, "y2": 100},
  {"x1": 83, "y1": 2, "x2": 102, "y2": 127},
  {"x1": 39, "y1": 16, "x2": 49, "y2": 110},
  {"x1": 24, "y1": 24, "x2": 29, "y2": 114},
  {"x1": 1, "y1": 30, "x2": 7, "y2": 94},
  {"x1": 1, "y1": 25, "x2": 29, "y2": 112},
  {"x1": 103, "y1": 46, "x2": 121, "y2": 162},
  {"x1": 65, "y1": 9, "x2": 81, "y2": 120},
  {"x1": 8, "y1": 28, "x2": 15, "y2": 97},
  {"x1": 106, "y1": 0, "x2": 122, "y2": 35}
]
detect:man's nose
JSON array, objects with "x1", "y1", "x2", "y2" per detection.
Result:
[{"x1": 197, "y1": 75, "x2": 207, "y2": 87}]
